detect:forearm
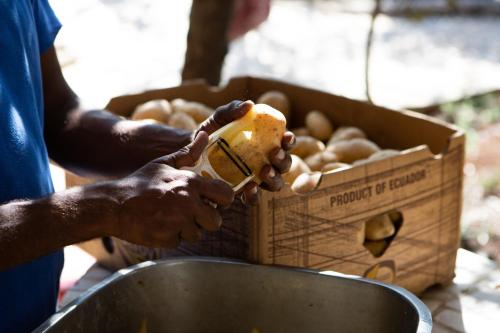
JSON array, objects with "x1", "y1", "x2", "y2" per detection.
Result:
[
  {"x1": 0, "y1": 183, "x2": 116, "y2": 270},
  {"x1": 41, "y1": 47, "x2": 192, "y2": 179},
  {"x1": 46, "y1": 106, "x2": 192, "y2": 179}
]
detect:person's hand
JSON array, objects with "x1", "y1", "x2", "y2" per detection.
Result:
[
  {"x1": 107, "y1": 131, "x2": 234, "y2": 248},
  {"x1": 196, "y1": 100, "x2": 295, "y2": 204},
  {"x1": 228, "y1": 0, "x2": 271, "y2": 41}
]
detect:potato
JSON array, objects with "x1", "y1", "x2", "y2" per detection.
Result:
[
  {"x1": 290, "y1": 136, "x2": 325, "y2": 159},
  {"x1": 208, "y1": 104, "x2": 286, "y2": 186},
  {"x1": 291, "y1": 127, "x2": 309, "y2": 136},
  {"x1": 364, "y1": 240, "x2": 388, "y2": 257},
  {"x1": 353, "y1": 149, "x2": 400, "y2": 166},
  {"x1": 131, "y1": 99, "x2": 172, "y2": 124},
  {"x1": 304, "y1": 150, "x2": 337, "y2": 171},
  {"x1": 355, "y1": 222, "x2": 366, "y2": 245},
  {"x1": 326, "y1": 138, "x2": 379, "y2": 163},
  {"x1": 257, "y1": 91, "x2": 291, "y2": 120},
  {"x1": 322, "y1": 162, "x2": 350, "y2": 173},
  {"x1": 365, "y1": 214, "x2": 395, "y2": 241},
  {"x1": 327, "y1": 126, "x2": 366, "y2": 146},
  {"x1": 283, "y1": 155, "x2": 311, "y2": 184},
  {"x1": 305, "y1": 110, "x2": 334, "y2": 141},
  {"x1": 171, "y1": 98, "x2": 214, "y2": 123},
  {"x1": 368, "y1": 149, "x2": 400, "y2": 161},
  {"x1": 291, "y1": 171, "x2": 322, "y2": 194},
  {"x1": 388, "y1": 210, "x2": 402, "y2": 223},
  {"x1": 168, "y1": 112, "x2": 198, "y2": 131}
]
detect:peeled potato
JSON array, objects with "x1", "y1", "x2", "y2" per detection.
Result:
[
  {"x1": 364, "y1": 240, "x2": 388, "y2": 257},
  {"x1": 291, "y1": 171, "x2": 322, "y2": 194},
  {"x1": 322, "y1": 162, "x2": 350, "y2": 173},
  {"x1": 326, "y1": 138, "x2": 379, "y2": 163},
  {"x1": 168, "y1": 112, "x2": 198, "y2": 131},
  {"x1": 304, "y1": 150, "x2": 337, "y2": 171},
  {"x1": 305, "y1": 110, "x2": 334, "y2": 141},
  {"x1": 257, "y1": 91, "x2": 291, "y2": 120},
  {"x1": 208, "y1": 104, "x2": 286, "y2": 186},
  {"x1": 171, "y1": 98, "x2": 214, "y2": 123},
  {"x1": 291, "y1": 127, "x2": 309, "y2": 136},
  {"x1": 290, "y1": 136, "x2": 325, "y2": 159},
  {"x1": 283, "y1": 155, "x2": 311, "y2": 184},
  {"x1": 131, "y1": 99, "x2": 172, "y2": 124},
  {"x1": 327, "y1": 126, "x2": 366, "y2": 146},
  {"x1": 365, "y1": 214, "x2": 396, "y2": 241}
]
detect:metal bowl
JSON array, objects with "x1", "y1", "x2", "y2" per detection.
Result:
[{"x1": 35, "y1": 258, "x2": 432, "y2": 333}]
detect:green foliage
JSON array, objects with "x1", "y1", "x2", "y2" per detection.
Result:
[
  {"x1": 438, "y1": 92, "x2": 500, "y2": 152},
  {"x1": 481, "y1": 171, "x2": 500, "y2": 197}
]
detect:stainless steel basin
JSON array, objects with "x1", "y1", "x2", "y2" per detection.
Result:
[{"x1": 35, "y1": 258, "x2": 432, "y2": 333}]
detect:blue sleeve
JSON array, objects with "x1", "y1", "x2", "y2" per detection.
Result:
[{"x1": 32, "y1": 0, "x2": 62, "y2": 53}]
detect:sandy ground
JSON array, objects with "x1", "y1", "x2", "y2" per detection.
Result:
[{"x1": 49, "y1": 0, "x2": 500, "y2": 109}]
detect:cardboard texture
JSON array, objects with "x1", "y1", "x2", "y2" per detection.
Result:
[{"x1": 66, "y1": 77, "x2": 464, "y2": 294}]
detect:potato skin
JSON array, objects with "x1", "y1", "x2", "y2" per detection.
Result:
[
  {"x1": 304, "y1": 150, "x2": 337, "y2": 171},
  {"x1": 353, "y1": 149, "x2": 400, "y2": 166},
  {"x1": 171, "y1": 98, "x2": 214, "y2": 123},
  {"x1": 327, "y1": 126, "x2": 366, "y2": 146},
  {"x1": 364, "y1": 239, "x2": 388, "y2": 257},
  {"x1": 290, "y1": 136, "x2": 325, "y2": 159},
  {"x1": 131, "y1": 99, "x2": 172, "y2": 124},
  {"x1": 257, "y1": 91, "x2": 291, "y2": 121},
  {"x1": 322, "y1": 162, "x2": 350, "y2": 173},
  {"x1": 168, "y1": 112, "x2": 198, "y2": 131},
  {"x1": 291, "y1": 171, "x2": 322, "y2": 194},
  {"x1": 291, "y1": 127, "x2": 309, "y2": 136},
  {"x1": 283, "y1": 155, "x2": 311, "y2": 184},
  {"x1": 305, "y1": 110, "x2": 334, "y2": 141},
  {"x1": 365, "y1": 214, "x2": 395, "y2": 241},
  {"x1": 326, "y1": 138, "x2": 379, "y2": 163}
]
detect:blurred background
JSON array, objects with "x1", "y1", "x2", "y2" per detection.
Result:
[{"x1": 48, "y1": 0, "x2": 500, "y2": 287}]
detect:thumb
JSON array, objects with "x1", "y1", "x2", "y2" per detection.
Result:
[{"x1": 160, "y1": 131, "x2": 209, "y2": 168}]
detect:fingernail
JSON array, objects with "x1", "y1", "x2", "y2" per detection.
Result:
[
  {"x1": 290, "y1": 135, "x2": 296, "y2": 145},
  {"x1": 250, "y1": 186, "x2": 258, "y2": 194},
  {"x1": 268, "y1": 168, "x2": 276, "y2": 178},
  {"x1": 277, "y1": 149, "x2": 286, "y2": 160}
]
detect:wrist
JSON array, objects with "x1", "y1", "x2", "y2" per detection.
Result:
[{"x1": 62, "y1": 181, "x2": 120, "y2": 238}]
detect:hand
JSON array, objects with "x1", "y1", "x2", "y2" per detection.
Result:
[
  {"x1": 197, "y1": 100, "x2": 295, "y2": 204},
  {"x1": 108, "y1": 131, "x2": 234, "y2": 248},
  {"x1": 228, "y1": 0, "x2": 271, "y2": 41}
]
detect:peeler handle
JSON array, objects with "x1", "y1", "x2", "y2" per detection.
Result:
[
  {"x1": 182, "y1": 136, "x2": 256, "y2": 194},
  {"x1": 181, "y1": 151, "x2": 219, "y2": 208}
]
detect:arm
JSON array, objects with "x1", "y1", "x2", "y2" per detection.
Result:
[
  {"x1": 42, "y1": 46, "x2": 192, "y2": 179},
  {"x1": 42, "y1": 46, "x2": 295, "y2": 199},
  {"x1": 0, "y1": 183, "x2": 114, "y2": 270},
  {"x1": 0, "y1": 133, "x2": 234, "y2": 270}
]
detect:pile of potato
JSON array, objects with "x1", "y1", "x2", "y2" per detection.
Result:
[
  {"x1": 256, "y1": 91, "x2": 401, "y2": 194},
  {"x1": 131, "y1": 98, "x2": 215, "y2": 130}
]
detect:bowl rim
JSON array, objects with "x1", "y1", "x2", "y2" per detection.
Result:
[{"x1": 34, "y1": 257, "x2": 432, "y2": 333}]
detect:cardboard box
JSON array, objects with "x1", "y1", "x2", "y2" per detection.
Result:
[{"x1": 67, "y1": 76, "x2": 464, "y2": 294}]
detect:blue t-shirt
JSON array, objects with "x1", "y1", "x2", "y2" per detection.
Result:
[{"x1": 0, "y1": 0, "x2": 64, "y2": 332}]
